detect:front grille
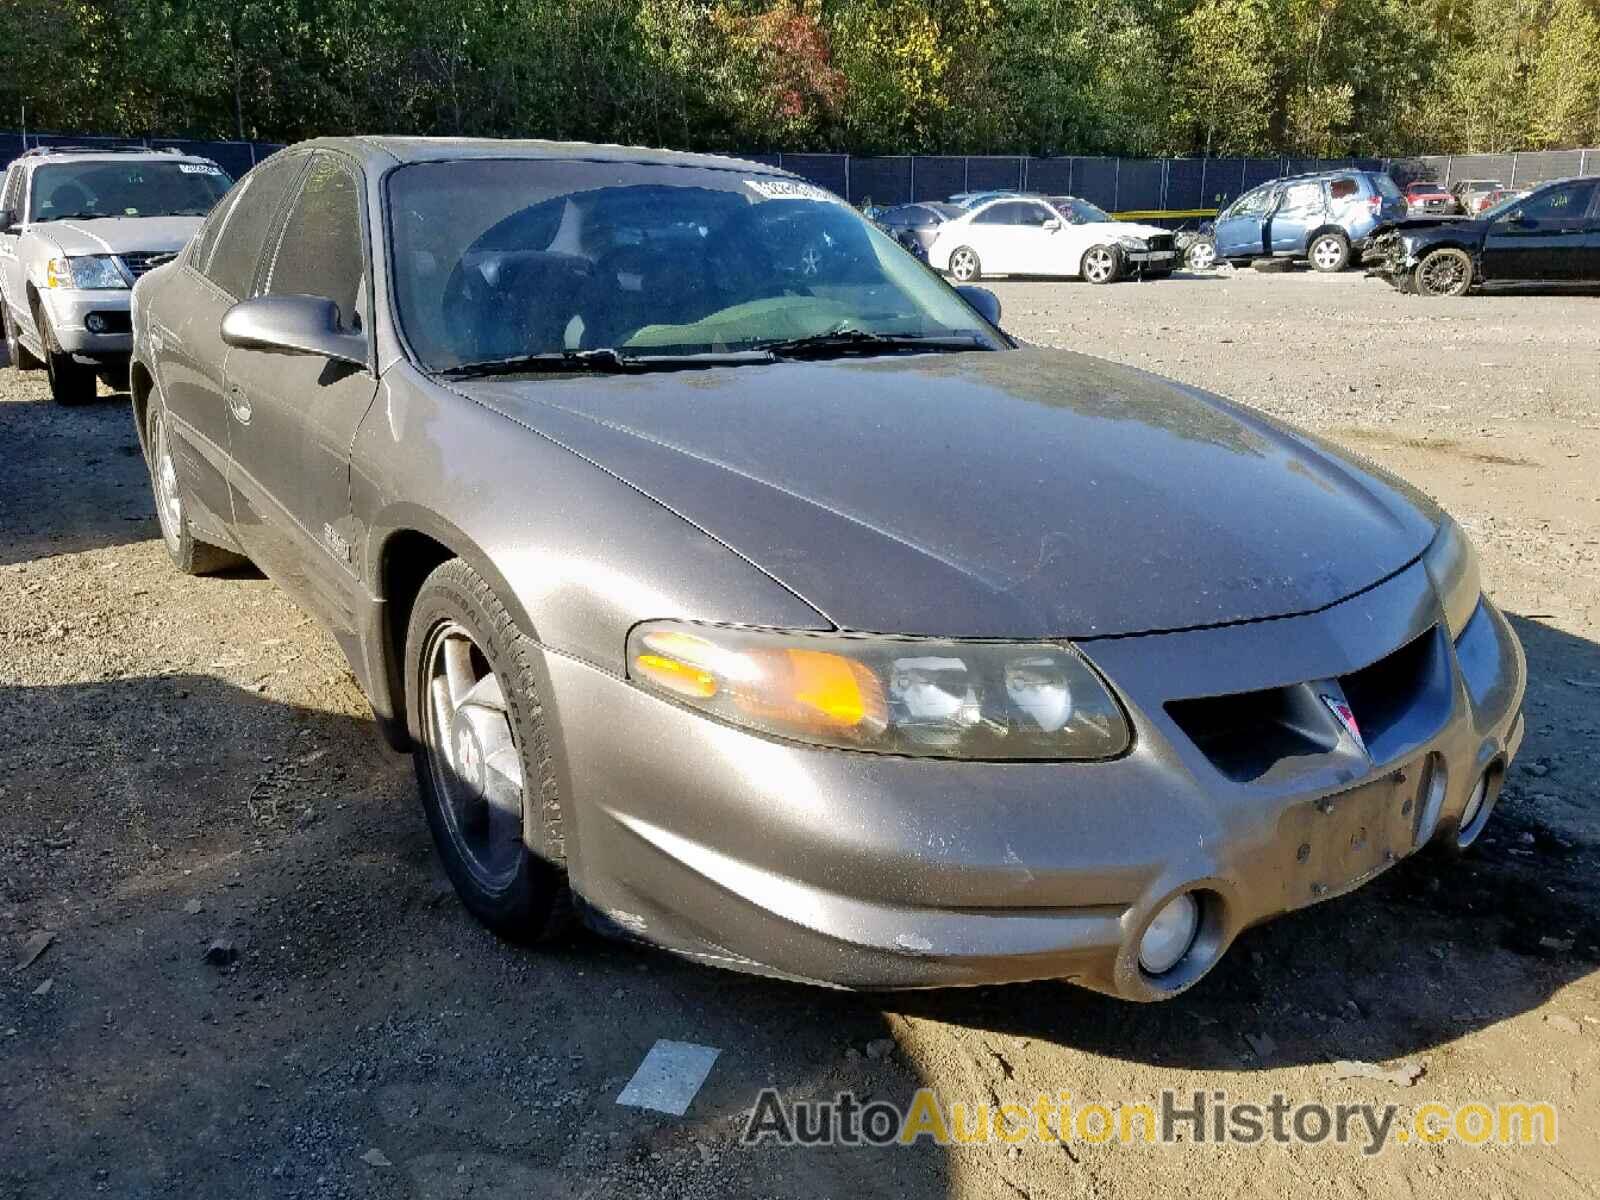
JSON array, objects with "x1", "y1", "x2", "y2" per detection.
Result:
[
  {"x1": 1147, "y1": 234, "x2": 1175, "y2": 253},
  {"x1": 117, "y1": 251, "x2": 177, "y2": 280},
  {"x1": 1167, "y1": 628, "x2": 1448, "y2": 783}
]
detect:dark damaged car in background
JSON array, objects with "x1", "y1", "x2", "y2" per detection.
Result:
[
  {"x1": 1367, "y1": 175, "x2": 1600, "y2": 296},
  {"x1": 128, "y1": 138, "x2": 1525, "y2": 1001}
]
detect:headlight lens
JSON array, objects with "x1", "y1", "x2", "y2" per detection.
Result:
[
  {"x1": 1422, "y1": 515, "x2": 1481, "y2": 639},
  {"x1": 46, "y1": 255, "x2": 128, "y2": 290},
  {"x1": 1115, "y1": 235, "x2": 1149, "y2": 251},
  {"x1": 627, "y1": 622, "x2": 1131, "y2": 760}
]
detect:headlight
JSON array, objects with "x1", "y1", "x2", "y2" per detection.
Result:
[
  {"x1": 45, "y1": 255, "x2": 128, "y2": 290},
  {"x1": 1422, "y1": 515, "x2": 1481, "y2": 639},
  {"x1": 626, "y1": 622, "x2": 1131, "y2": 760},
  {"x1": 1115, "y1": 235, "x2": 1149, "y2": 251}
]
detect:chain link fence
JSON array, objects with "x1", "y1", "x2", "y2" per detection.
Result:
[{"x1": 3, "y1": 132, "x2": 1593, "y2": 218}]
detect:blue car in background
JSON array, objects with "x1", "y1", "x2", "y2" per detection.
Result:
[{"x1": 1211, "y1": 169, "x2": 1409, "y2": 272}]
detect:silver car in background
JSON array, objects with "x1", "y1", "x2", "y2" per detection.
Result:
[{"x1": 129, "y1": 138, "x2": 1524, "y2": 1001}]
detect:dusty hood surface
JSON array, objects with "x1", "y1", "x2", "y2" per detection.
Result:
[
  {"x1": 460, "y1": 348, "x2": 1439, "y2": 638},
  {"x1": 31, "y1": 216, "x2": 202, "y2": 257}
]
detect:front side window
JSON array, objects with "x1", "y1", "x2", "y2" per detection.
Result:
[
  {"x1": 386, "y1": 160, "x2": 1002, "y2": 370},
  {"x1": 203, "y1": 155, "x2": 306, "y2": 299},
  {"x1": 1513, "y1": 181, "x2": 1596, "y2": 222},
  {"x1": 1, "y1": 167, "x2": 23, "y2": 220},
  {"x1": 264, "y1": 154, "x2": 366, "y2": 331},
  {"x1": 1231, "y1": 187, "x2": 1273, "y2": 217},
  {"x1": 1054, "y1": 198, "x2": 1112, "y2": 224},
  {"x1": 26, "y1": 159, "x2": 232, "y2": 221}
]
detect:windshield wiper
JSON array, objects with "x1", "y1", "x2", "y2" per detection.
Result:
[
  {"x1": 36, "y1": 211, "x2": 108, "y2": 222},
  {"x1": 759, "y1": 328, "x2": 991, "y2": 360},
  {"x1": 437, "y1": 347, "x2": 772, "y2": 379}
]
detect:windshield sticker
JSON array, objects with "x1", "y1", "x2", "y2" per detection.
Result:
[
  {"x1": 179, "y1": 163, "x2": 223, "y2": 175},
  {"x1": 744, "y1": 179, "x2": 841, "y2": 204}
]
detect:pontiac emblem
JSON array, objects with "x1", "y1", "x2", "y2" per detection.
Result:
[{"x1": 1321, "y1": 694, "x2": 1368, "y2": 759}]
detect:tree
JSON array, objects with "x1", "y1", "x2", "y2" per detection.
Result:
[
  {"x1": 1172, "y1": 0, "x2": 1276, "y2": 156},
  {"x1": 1528, "y1": 0, "x2": 1599, "y2": 147}
]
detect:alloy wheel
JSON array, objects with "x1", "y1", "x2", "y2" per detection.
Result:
[
  {"x1": 950, "y1": 248, "x2": 978, "y2": 281},
  {"x1": 149, "y1": 408, "x2": 184, "y2": 554},
  {"x1": 421, "y1": 621, "x2": 526, "y2": 891},
  {"x1": 1417, "y1": 250, "x2": 1470, "y2": 297},
  {"x1": 1311, "y1": 236, "x2": 1344, "y2": 271},
  {"x1": 1083, "y1": 247, "x2": 1115, "y2": 283},
  {"x1": 1186, "y1": 241, "x2": 1216, "y2": 270}
]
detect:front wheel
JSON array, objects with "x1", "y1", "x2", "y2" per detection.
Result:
[
  {"x1": 1081, "y1": 244, "x2": 1121, "y2": 284},
  {"x1": 948, "y1": 246, "x2": 981, "y2": 282},
  {"x1": 1184, "y1": 240, "x2": 1217, "y2": 270},
  {"x1": 1414, "y1": 248, "x2": 1472, "y2": 297},
  {"x1": 41, "y1": 312, "x2": 96, "y2": 404},
  {"x1": 1308, "y1": 232, "x2": 1351, "y2": 273},
  {"x1": 405, "y1": 558, "x2": 573, "y2": 941}
]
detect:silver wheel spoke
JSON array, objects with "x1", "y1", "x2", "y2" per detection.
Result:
[
  {"x1": 430, "y1": 675, "x2": 457, "y2": 737},
  {"x1": 458, "y1": 671, "x2": 508, "y2": 716},
  {"x1": 441, "y1": 634, "x2": 476, "y2": 706}
]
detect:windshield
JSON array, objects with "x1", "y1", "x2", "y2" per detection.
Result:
[
  {"x1": 28, "y1": 160, "x2": 232, "y2": 220},
  {"x1": 1053, "y1": 198, "x2": 1112, "y2": 224},
  {"x1": 386, "y1": 159, "x2": 1003, "y2": 371}
]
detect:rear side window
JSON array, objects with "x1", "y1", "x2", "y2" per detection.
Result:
[
  {"x1": 1280, "y1": 182, "x2": 1322, "y2": 212},
  {"x1": 1372, "y1": 174, "x2": 1403, "y2": 199},
  {"x1": 1328, "y1": 178, "x2": 1359, "y2": 201},
  {"x1": 1, "y1": 166, "x2": 23, "y2": 220},
  {"x1": 263, "y1": 153, "x2": 366, "y2": 331},
  {"x1": 203, "y1": 154, "x2": 305, "y2": 299},
  {"x1": 190, "y1": 187, "x2": 240, "y2": 268},
  {"x1": 976, "y1": 202, "x2": 1028, "y2": 225}
]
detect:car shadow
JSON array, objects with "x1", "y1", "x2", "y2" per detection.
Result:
[{"x1": 0, "y1": 366, "x2": 152, "y2": 567}]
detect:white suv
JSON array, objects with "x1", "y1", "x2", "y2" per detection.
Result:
[{"x1": 0, "y1": 145, "x2": 232, "y2": 403}]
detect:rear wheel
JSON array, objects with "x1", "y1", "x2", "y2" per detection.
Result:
[
  {"x1": 1081, "y1": 244, "x2": 1121, "y2": 284},
  {"x1": 145, "y1": 403, "x2": 241, "y2": 575},
  {"x1": 1308, "y1": 232, "x2": 1351, "y2": 273},
  {"x1": 1414, "y1": 248, "x2": 1472, "y2": 297},
  {"x1": 948, "y1": 246, "x2": 981, "y2": 282},
  {"x1": 1184, "y1": 240, "x2": 1217, "y2": 270},
  {"x1": 405, "y1": 558, "x2": 572, "y2": 941}
]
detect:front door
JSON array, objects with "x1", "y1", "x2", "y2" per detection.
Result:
[
  {"x1": 0, "y1": 166, "x2": 29, "y2": 333},
  {"x1": 1213, "y1": 185, "x2": 1274, "y2": 259},
  {"x1": 159, "y1": 152, "x2": 307, "y2": 536},
  {"x1": 1481, "y1": 180, "x2": 1597, "y2": 282},
  {"x1": 224, "y1": 151, "x2": 378, "y2": 636}
]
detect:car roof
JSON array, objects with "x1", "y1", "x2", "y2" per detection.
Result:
[
  {"x1": 291, "y1": 136, "x2": 794, "y2": 179},
  {"x1": 17, "y1": 146, "x2": 220, "y2": 167}
]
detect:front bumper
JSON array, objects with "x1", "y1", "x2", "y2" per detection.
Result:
[
  {"x1": 38, "y1": 288, "x2": 133, "y2": 357},
  {"x1": 544, "y1": 562, "x2": 1524, "y2": 1000}
]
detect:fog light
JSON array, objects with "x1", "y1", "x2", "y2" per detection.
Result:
[
  {"x1": 1139, "y1": 893, "x2": 1200, "y2": 975},
  {"x1": 1460, "y1": 775, "x2": 1489, "y2": 829},
  {"x1": 86, "y1": 313, "x2": 106, "y2": 333}
]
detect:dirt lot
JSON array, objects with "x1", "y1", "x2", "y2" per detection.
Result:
[{"x1": 2, "y1": 268, "x2": 1598, "y2": 1200}]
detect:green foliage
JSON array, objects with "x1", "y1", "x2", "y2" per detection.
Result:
[{"x1": 0, "y1": 0, "x2": 1595, "y2": 153}]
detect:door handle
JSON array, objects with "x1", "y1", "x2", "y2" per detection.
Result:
[{"x1": 226, "y1": 382, "x2": 252, "y2": 425}]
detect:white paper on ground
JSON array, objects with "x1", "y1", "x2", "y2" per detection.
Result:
[{"x1": 616, "y1": 1039, "x2": 722, "y2": 1116}]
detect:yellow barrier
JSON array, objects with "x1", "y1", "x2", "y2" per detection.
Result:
[{"x1": 1111, "y1": 208, "x2": 1220, "y2": 220}]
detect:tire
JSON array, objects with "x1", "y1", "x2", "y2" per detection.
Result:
[
  {"x1": 1251, "y1": 256, "x2": 1293, "y2": 273},
  {"x1": 404, "y1": 558, "x2": 573, "y2": 941},
  {"x1": 1081, "y1": 244, "x2": 1121, "y2": 284},
  {"x1": 40, "y1": 310, "x2": 96, "y2": 405},
  {"x1": 1414, "y1": 247, "x2": 1472, "y2": 297},
  {"x1": 3, "y1": 302, "x2": 42, "y2": 371},
  {"x1": 144, "y1": 401, "x2": 242, "y2": 575},
  {"x1": 1308, "y1": 231, "x2": 1351, "y2": 273},
  {"x1": 1184, "y1": 240, "x2": 1217, "y2": 270},
  {"x1": 948, "y1": 246, "x2": 981, "y2": 282}
]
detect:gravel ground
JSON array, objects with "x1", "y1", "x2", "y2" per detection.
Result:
[{"x1": 2, "y1": 268, "x2": 1598, "y2": 1200}]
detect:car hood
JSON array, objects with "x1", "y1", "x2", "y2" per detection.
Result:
[
  {"x1": 1082, "y1": 220, "x2": 1169, "y2": 240},
  {"x1": 457, "y1": 348, "x2": 1439, "y2": 638},
  {"x1": 30, "y1": 215, "x2": 202, "y2": 257}
]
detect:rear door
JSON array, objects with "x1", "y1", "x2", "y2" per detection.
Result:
[
  {"x1": 967, "y1": 201, "x2": 1032, "y2": 273},
  {"x1": 1583, "y1": 186, "x2": 1600, "y2": 282},
  {"x1": 1481, "y1": 180, "x2": 1597, "y2": 281},
  {"x1": 1213, "y1": 186, "x2": 1273, "y2": 259},
  {"x1": 157, "y1": 152, "x2": 307, "y2": 538},
  {"x1": 223, "y1": 150, "x2": 378, "y2": 635},
  {"x1": 1268, "y1": 181, "x2": 1324, "y2": 255}
]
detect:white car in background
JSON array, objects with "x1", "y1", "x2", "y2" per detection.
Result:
[{"x1": 927, "y1": 195, "x2": 1176, "y2": 284}]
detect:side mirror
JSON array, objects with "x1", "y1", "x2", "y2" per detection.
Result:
[
  {"x1": 221, "y1": 295, "x2": 366, "y2": 366},
  {"x1": 1042, "y1": 218, "x2": 1063, "y2": 232},
  {"x1": 956, "y1": 284, "x2": 1002, "y2": 327}
]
